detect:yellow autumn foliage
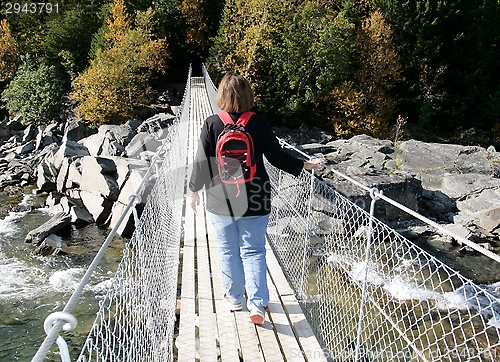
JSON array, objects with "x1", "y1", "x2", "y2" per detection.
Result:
[
  {"x1": 0, "y1": 19, "x2": 21, "y2": 83},
  {"x1": 71, "y1": 1, "x2": 168, "y2": 126},
  {"x1": 323, "y1": 10, "x2": 400, "y2": 139}
]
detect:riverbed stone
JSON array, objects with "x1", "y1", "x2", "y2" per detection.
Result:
[
  {"x1": 25, "y1": 212, "x2": 71, "y2": 245},
  {"x1": 34, "y1": 233, "x2": 63, "y2": 256},
  {"x1": 70, "y1": 205, "x2": 94, "y2": 226}
]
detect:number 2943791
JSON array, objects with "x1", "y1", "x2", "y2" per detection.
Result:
[{"x1": 4, "y1": 2, "x2": 60, "y2": 15}]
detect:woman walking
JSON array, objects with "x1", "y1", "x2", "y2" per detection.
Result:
[{"x1": 189, "y1": 72, "x2": 321, "y2": 325}]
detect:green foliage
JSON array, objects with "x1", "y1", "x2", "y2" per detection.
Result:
[
  {"x1": 375, "y1": 0, "x2": 500, "y2": 134},
  {"x1": 42, "y1": 2, "x2": 104, "y2": 79},
  {"x1": 209, "y1": 0, "x2": 360, "y2": 127},
  {"x1": 1, "y1": 55, "x2": 64, "y2": 125}
]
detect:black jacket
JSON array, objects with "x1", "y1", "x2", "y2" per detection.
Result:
[{"x1": 189, "y1": 113, "x2": 304, "y2": 216}]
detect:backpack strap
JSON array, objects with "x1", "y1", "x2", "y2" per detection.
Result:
[
  {"x1": 236, "y1": 112, "x2": 255, "y2": 126},
  {"x1": 217, "y1": 111, "x2": 255, "y2": 126},
  {"x1": 217, "y1": 111, "x2": 234, "y2": 126}
]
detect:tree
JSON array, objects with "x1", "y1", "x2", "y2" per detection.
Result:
[
  {"x1": 0, "y1": 19, "x2": 21, "y2": 83},
  {"x1": 71, "y1": 1, "x2": 168, "y2": 125},
  {"x1": 376, "y1": 0, "x2": 500, "y2": 134},
  {"x1": 42, "y1": 3, "x2": 103, "y2": 81},
  {"x1": 1, "y1": 55, "x2": 64, "y2": 125},
  {"x1": 209, "y1": 0, "x2": 358, "y2": 126},
  {"x1": 339, "y1": 10, "x2": 400, "y2": 138}
]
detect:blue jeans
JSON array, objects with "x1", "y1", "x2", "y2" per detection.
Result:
[{"x1": 208, "y1": 212, "x2": 270, "y2": 311}]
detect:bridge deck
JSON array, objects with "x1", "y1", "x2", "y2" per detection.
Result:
[{"x1": 175, "y1": 77, "x2": 327, "y2": 361}]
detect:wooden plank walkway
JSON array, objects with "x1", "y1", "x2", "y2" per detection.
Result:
[{"x1": 176, "y1": 77, "x2": 327, "y2": 362}]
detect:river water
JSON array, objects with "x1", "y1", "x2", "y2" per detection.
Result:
[
  {"x1": 2, "y1": 186, "x2": 500, "y2": 361},
  {"x1": 0, "y1": 188, "x2": 126, "y2": 361}
]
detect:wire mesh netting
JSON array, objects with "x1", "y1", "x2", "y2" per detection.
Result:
[
  {"x1": 75, "y1": 74, "x2": 191, "y2": 362},
  {"x1": 265, "y1": 163, "x2": 500, "y2": 362}
]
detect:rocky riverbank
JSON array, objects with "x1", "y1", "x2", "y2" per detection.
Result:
[
  {"x1": 0, "y1": 86, "x2": 183, "y2": 255},
  {"x1": 1, "y1": 102, "x2": 500, "y2": 259},
  {"x1": 276, "y1": 125, "x2": 500, "y2": 253}
]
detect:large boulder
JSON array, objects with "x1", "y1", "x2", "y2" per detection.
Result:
[
  {"x1": 0, "y1": 121, "x2": 10, "y2": 140},
  {"x1": 79, "y1": 123, "x2": 136, "y2": 157},
  {"x1": 80, "y1": 190, "x2": 114, "y2": 225},
  {"x1": 109, "y1": 161, "x2": 152, "y2": 237},
  {"x1": 63, "y1": 121, "x2": 95, "y2": 142},
  {"x1": 53, "y1": 140, "x2": 90, "y2": 170},
  {"x1": 79, "y1": 156, "x2": 120, "y2": 200},
  {"x1": 303, "y1": 134, "x2": 500, "y2": 241},
  {"x1": 36, "y1": 160, "x2": 59, "y2": 193},
  {"x1": 125, "y1": 132, "x2": 162, "y2": 158}
]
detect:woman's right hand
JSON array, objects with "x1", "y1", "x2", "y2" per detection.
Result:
[{"x1": 303, "y1": 158, "x2": 324, "y2": 171}]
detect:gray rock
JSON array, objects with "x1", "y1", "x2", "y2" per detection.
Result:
[
  {"x1": 53, "y1": 140, "x2": 90, "y2": 170},
  {"x1": 65, "y1": 158, "x2": 83, "y2": 188},
  {"x1": 125, "y1": 132, "x2": 162, "y2": 158},
  {"x1": 22, "y1": 124, "x2": 37, "y2": 143},
  {"x1": 25, "y1": 212, "x2": 71, "y2": 245},
  {"x1": 0, "y1": 121, "x2": 10, "y2": 140},
  {"x1": 36, "y1": 160, "x2": 59, "y2": 193},
  {"x1": 34, "y1": 233, "x2": 63, "y2": 256},
  {"x1": 16, "y1": 141, "x2": 36, "y2": 155},
  {"x1": 56, "y1": 157, "x2": 71, "y2": 192},
  {"x1": 397, "y1": 140, "x2": 464, "y2": 176},
  {"x1": 298, "y1": 142, "x2": 336, "y2": 154},
  {"x1": 80, "y1": 190, "x2": 113, "y2": 225},
  {"x1": 63, "y1": 121, "x2": 94, "y2": 142},
  {"x1": 79, "y1": 133, "x2": 102, "y2": 156},
  {"x1": 109, "y1": 201, "x2": 142, "y2": 238},
  {"x1": 79, "y1": 124, "x2": 136, "y2": 157},
  {"x1": 70, "y1": 205, "x2": 94, "y2": 226},
  {"x1": 7, "y1": 118, "x2": 24, "y2": 132},
  {"x1": 108, "y1": 156, "x2": 150, "y2": 190},
  {"x1": 474, "y1": 208, "x2": 500, "y2": 236},
  {"x1": 79, "y1": 156, "x2": 120, "y2": 200},
  {"x1": 317, "y1": 135, "x2": 500, "y2": 242}
]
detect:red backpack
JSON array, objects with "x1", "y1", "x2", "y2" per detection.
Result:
[{"x1": 216, "y1": 111, "x2": 256, "y2": 196}]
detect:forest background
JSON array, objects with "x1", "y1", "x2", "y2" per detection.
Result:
[{"x1": 1, "y1": 0, "x2": 499, "y2": 148}]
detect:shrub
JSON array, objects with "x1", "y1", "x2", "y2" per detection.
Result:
[{"x1": 1, "y1": 56, "x2": 64, "y2": 125}]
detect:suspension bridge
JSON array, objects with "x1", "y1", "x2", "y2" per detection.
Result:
[{"x1": 32, "y1": 66, "x2": 500, "y2": 362}]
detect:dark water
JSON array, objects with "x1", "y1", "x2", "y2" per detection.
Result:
[{"x1": 0, "y1": 188, "x2": 126, "y2": 361}]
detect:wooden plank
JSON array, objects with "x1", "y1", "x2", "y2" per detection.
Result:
[
  {"x1": 253, "y1": 274, "x2": 287, "y2": 362},
  {"x1": 233, "y1": 309, "x2": 264, "y2": 362},
  {"x1": 207, "y1": 227, "x2": 242, "y2": 361},
  {"x1": 177, "y1": 211, "x2": 197, "y2": 361},
  {"x1": 266, "y1": 270, "x2": 306, "y2": 362},
  {"x1": 177, "y1": 78, "x2": 202, "y2": 361},
  {"x1": 266, "y1": 243, "x2": 328, "y2": 362},
  {"x1": 195, "y1": 194, "x2": 219, "y2": 361}
]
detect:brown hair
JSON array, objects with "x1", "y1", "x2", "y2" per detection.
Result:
[{"x1": 216, "y1": 72, "x2": 254, "y2": 113}]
